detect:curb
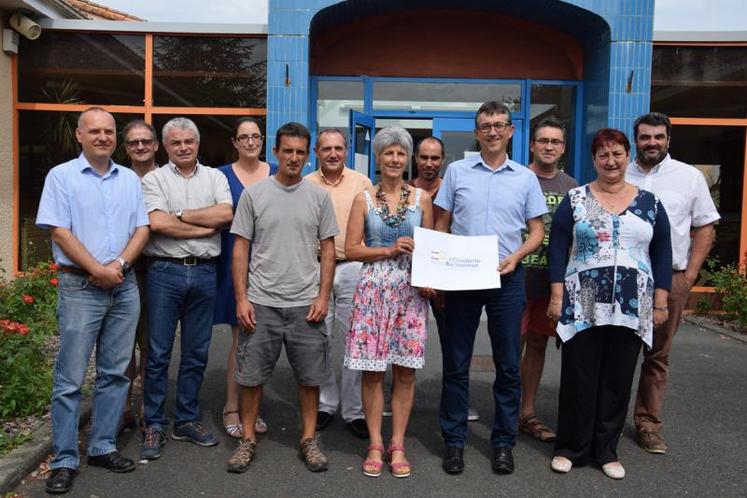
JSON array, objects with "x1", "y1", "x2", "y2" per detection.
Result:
[
  {"x1": 685, "y1": 316, "x2": 747, "y2": 344},
  {"x1": 0, "y1": 401, "x2": 91, "y2": 495}
]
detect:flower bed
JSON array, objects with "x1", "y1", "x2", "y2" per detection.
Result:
[{"x1": 0, "y1": 262, "x2": 59, "y2": 455}]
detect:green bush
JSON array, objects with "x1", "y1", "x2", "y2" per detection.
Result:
[
  {"x1": 0, "y1": 261, "x2": 58, "y2": 419},
  {"x1": 709, "y1": 259, "x2": 747, "y2": 331}
]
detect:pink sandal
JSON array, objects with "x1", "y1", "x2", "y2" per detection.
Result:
[
  {"x1": 362, "y1": 444, "x2": 385, "y2": 478},
  {"x1": 387, "y1": 444, "x2": 411, "y2": 478}
]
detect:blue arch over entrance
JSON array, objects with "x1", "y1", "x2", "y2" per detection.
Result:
[{"x1": 267, "y1": 0, "x2": 654, "y2": 182}]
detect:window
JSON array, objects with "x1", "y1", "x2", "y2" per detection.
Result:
[
  {"x1": 19, "y1": 32, "x2": 145, "y2": 105},
  {"x1": 15, "y1": 31, "x2": 267, "y2": 271}
]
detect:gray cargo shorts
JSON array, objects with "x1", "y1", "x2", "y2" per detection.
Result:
[{"x1": 235, "y1": 302, "x2": 329, "y2": 387}]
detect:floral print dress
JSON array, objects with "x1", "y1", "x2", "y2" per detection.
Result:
[
  {"x1": 344, "y1": 189, "x2": 428, "y2": 371},
  {"x1": 548, "y1": 185, "x2": 672, "y2": 347}
]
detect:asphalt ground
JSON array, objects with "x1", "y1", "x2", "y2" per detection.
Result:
[{"x1": 16, "y1": 315, "x2": 747, "y2": 497}]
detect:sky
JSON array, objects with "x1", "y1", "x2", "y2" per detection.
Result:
[{"x1": 101, "y1": 0, "x2": 747, "y2": 31}]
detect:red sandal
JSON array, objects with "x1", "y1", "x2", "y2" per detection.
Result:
[
  {"x1": 362, "y1": 444, "x2": 385, "y2": 477},
  {"x1": 387, "y1": 444, "x2": 411, "y2": 478}
]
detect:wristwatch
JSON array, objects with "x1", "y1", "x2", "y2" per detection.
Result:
[
  {"x1": 175, "y1": 209, "x2": 184, "y2": 220},
  {"x1": 116, "y1": 257, "x2": 130, "y2": 272}
]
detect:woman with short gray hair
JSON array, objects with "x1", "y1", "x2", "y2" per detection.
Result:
[{"x1": 344, "y1": 127, "x2": 434, "y2": 478}]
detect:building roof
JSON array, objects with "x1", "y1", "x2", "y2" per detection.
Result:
[
  {"x1": 654, "y1": 30, "x2": 747, "y2": 42},
  {"x1": 62, "y1": 0, "x2": 144, "y2": 21}
]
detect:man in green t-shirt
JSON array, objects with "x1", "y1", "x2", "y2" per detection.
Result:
[{"x1": 519, "y1": 117, "x2": 578, "y2": 443}]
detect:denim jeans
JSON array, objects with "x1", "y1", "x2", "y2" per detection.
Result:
[
  {"x1": 440, "y1": 266, "x2": 526, "y2": 448},
  {"x1": 143, "y1": 259, "x2": 216, "y2": 428},
  {"x1": 51, "y1": 271, "x2": 139, "y2": 470}
]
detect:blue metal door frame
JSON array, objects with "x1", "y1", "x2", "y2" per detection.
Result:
[{"x1": 310, "y1": 75, "x2": 582, "y2": 178}]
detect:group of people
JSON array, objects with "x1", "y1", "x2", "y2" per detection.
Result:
[{"x1": 37, "y1": 102, "x2": 718, "y2": 494}]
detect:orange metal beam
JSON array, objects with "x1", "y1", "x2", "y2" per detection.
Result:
[
  {"x1": 14, "y1": 103, "x2": 267, "y2": 117},
  {"x1": 144, "y1": 33, "x2": 153, "y2": 123},
  {"x1": 15, "y1": 103, "x2": 146, "y2": 113},
  {"x1": 11, "y1": 54, "x2": 19, "y2": 274},
  {"x1": 670, "y1": 117, "x2": 747, "y2": 127},
  {"x1": 149, "y1": 107, "x2": 267, "y2": 116},
  {"x1": 741, "y1": 127, "x2": 747, "y2": 270}
]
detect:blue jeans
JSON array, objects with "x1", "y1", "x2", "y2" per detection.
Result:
[
  {"x1": 440, "y1": 266, "x2": 526, "y2": 448},
  {"x1": 143, "y1": 259, "x2": 216, "y2": 428},
  {"x1": 51, "y1": 271, "x2": 139, "y2": 470}
]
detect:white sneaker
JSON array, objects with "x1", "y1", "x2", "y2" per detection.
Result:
[
  {"x1": 467, "y1": 407, "x2": 479, "y2": 422},
  {"x1": 602, "y1": 462, "x2": 625, "y2": 480},
  {"x1": 551, "y1": 456, "x2": 572, "y2": 473}
]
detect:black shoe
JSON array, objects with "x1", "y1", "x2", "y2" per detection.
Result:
[
  {"x1": 492, "y1": 447, "x2": 514, "y2": 474},
  {"x1": 315, "y1": 411, "x2": 334, "y2": 431},
  {"x1": 87, "y1": 451, "x2": 135, "y2": 473},
  {"x1": 45, "y1": 468, "x2": 77, "y2": 494},
  {"x1": 347, "y1": 418, "x2": 369, "y2": 439},
  {"x1": 443, "y1": 446, "x2": 464, "y2": 474}
]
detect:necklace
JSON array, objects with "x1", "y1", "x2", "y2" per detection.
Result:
[
  {"x1": 375, "y1": 183, "x2": 410, "y2": 227},
  {"x1": 593, "y1": 182, "x2": 627, "y2": 212}
]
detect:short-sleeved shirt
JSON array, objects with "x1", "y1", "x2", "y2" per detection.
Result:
[
  {"x1": 230, "y1": 177, "x2": 339, "y2": 307},
  {"x1": 306, "y1": 167, "x2": 372, "y2": 260},
  {"x1": 626, "y1": 154, "x2": 720, "y2": 270},
  {"x1": 434, "y1": 154, "x2": 548, "y2": 261},
  {"x1": 36, "y1": 154, "x2": 149, "y2": 267},
  {"x1": 141, "y1": 162, "x2": 232, "y2": 258},
  {"x1": 523, "y1": 170, "x2": 578, "y2": 299}
]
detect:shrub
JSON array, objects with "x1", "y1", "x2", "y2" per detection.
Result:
[
  {"x1": 0, "y1": 261, "x2": 58, "y2": 418},
  {"x1": 708, "y1": 259, "x2": 747, "y2": 331}
]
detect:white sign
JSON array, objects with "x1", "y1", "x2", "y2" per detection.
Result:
[{"x1": 411, "y1": 227, "x2": 501, "y2": 290}]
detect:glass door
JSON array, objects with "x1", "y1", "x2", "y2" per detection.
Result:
[
  {"x1": 433, "y1": 117, "x2": 525, "y2": 166},
  {"x1": 348, "y1": 110, "x2": 375, "y2": 180}
]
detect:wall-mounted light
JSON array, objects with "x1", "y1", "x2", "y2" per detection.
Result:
[{"x1": 10, "y1": 12, "x2": 41, "y2": 40}]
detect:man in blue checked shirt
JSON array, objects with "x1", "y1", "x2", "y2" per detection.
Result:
[
  {"x1": 37, "y1": 107, "x2": 150, "y2": 495},
  {"x1": 435, "y1": 101, "x2": 546, "y2": 476}
]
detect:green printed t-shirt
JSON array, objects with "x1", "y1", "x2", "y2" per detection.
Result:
[{"x1": 522, "y1": 170, "x2": 578, "y2": 300}]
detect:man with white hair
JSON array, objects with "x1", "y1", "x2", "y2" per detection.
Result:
[{"x1": 140, "y1": 117, "x2": 233, "y2": 460}]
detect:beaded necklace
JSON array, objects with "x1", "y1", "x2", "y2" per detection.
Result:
[{"x1": 375, "y1": 183, "x2": 411, "y2": 227}]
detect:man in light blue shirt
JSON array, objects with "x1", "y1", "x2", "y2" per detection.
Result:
[
  {"x1": 36, "y1": 107, "x2": 149, "y2": 494},
  {"x1": 435, "y1": 101, "x2": 546, "y2": 476}
]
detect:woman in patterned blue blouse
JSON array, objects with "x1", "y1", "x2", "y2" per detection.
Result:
[{"x1": 546, "y1": 128, "x2": 672, "y2": 480}]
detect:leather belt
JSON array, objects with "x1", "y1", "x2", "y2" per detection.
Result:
[{"x1": 152, "y1": 256, "x2": 213, "y2": 266}]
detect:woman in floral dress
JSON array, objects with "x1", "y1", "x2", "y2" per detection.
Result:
[
  {"x1": 547, "y1": 128, "x2": 672, "y2": 480},
  {"x1": 344, "y1": 127, "x2": 434, "y2": 478}
]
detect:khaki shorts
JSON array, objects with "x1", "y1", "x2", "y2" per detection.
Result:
[{"x1": 235, "y1": 302, "x2": 329, "y2": 387}]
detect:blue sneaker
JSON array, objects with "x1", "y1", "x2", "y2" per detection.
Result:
[
  {"x1": 172, "y1": 421, "x2": 219, "y2": 447},
  {"x1": 140, "y1": 426, "x2": 166, "y2": 460}
]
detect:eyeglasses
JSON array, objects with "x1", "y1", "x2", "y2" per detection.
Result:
[
  {"x1": 235, "y1": 134, "x2": 263, "y2": 144},
  {"x1": 125, "y1": 138, "x2": 155, "y2": 147},
  {"x1": 534, "y1": 138, "x2": 565, "y2": 146},
  {"x1": 477, "y1": 122, "x2": 512, "y2": 134}
]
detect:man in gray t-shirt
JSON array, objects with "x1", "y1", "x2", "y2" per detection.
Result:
[{"x1": 226, "y1": 122, "x2": 338, "y2": 474}]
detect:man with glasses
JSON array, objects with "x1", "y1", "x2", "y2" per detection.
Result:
[
  {"x1": 140, "y1": 117, "x2": 233, "y2": 460},
  {"x1": 435, "y1": 101, "x2": 546, "y2": 475},
  {"x1": 120, "y1": 120, "x2": 160, "y2": 430},
  {"x1": 626, "y1": 112, "x2": 719, "y2": 454},
  {"x1": 518, "y1": 117, "x2": 577, "y2": 444},
  {"x1": 307, "y1": 129, "x2": 372, "y2": 438},
  {"x1": 38, "y1": 107, "x2": 150, "y2": 494}
]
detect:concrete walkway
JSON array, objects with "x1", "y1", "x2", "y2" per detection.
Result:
[{"x1": 15, "y1": 317, "x2": 747, "y2": 497}]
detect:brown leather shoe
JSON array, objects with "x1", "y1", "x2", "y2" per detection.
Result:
[
  {"x1": 299, "y1": 433, "x2": 328, "y2": 472},
  {"x1": 637, "y1": 430, "x2": 667, "y2": 454}
]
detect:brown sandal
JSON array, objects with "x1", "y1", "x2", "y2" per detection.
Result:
[{"x1": 519, "y1": 414, "x2": 557, "y2": 442}]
